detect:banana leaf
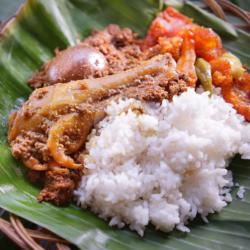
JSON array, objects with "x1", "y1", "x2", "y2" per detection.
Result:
[{"x1": 0, "y1": 0, "x2": 250, "y2": 249}]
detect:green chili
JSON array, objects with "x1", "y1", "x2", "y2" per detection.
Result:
[{"x1": 195, "y1": 58, "x2": 213, "y2": 94}]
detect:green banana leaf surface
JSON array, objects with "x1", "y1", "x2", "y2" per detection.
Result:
[{"x1": 0, "y1": 0, "x2": 250, "y2": 249}]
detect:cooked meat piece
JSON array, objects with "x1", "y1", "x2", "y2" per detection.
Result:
[{"x1": 28, "y1": 25, "x2": 146, "y2": 88}]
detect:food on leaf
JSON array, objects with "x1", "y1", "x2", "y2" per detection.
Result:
[{"x1": 6, "y1": 6, "x2": 250, "y2": 236}]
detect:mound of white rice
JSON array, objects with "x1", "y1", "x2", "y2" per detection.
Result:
[{"x1": 75, "y1": 89, "x2": 250, "y2": 235}]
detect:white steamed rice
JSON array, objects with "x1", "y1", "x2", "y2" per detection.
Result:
[
  {"x1": 75, "y1": 88, "x2": 250, "y2": 235},
  {"x1": 237, "y1": 186, "x2": 245, "y2": 199}
]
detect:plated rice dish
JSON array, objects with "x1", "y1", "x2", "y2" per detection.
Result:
[{"x1": 7, "y1": 7, "x2": 250, "y2": 235}]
